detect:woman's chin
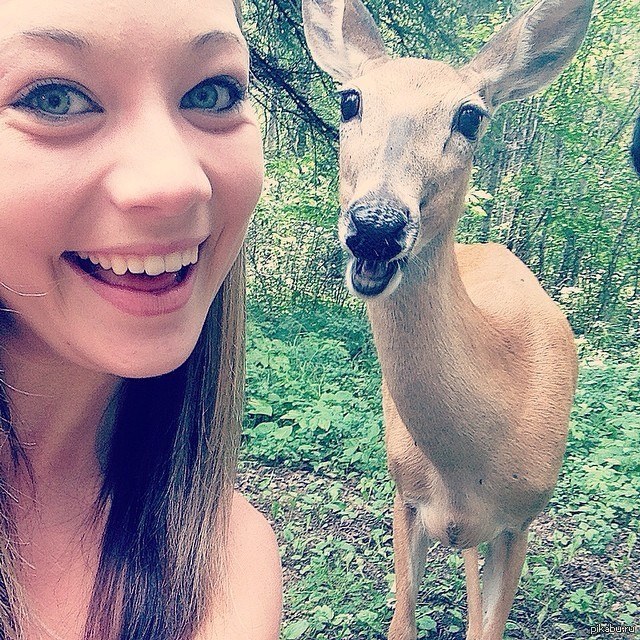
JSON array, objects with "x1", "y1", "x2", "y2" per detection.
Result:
[
  {"x1": 63, "y1": 324, "x2": 203, "y2": 379},
  {"x1": 114, "y1": 357, "x2": 191, "y2": 379},
  {"x1": 99, "y1": 341, "x2": 199, "y2": 379}
]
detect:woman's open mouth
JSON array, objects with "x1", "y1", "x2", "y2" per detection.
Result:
[{"x1": 62, "y1": 245, "x2": 202, "y2": 317}]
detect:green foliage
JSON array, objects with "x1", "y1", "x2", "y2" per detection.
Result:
[
  {"x1": 246, "y1": 155, "x2": 344, "y2": 309},
  {"x1": 243, "y1": 303, "x2": 639, "y2": 640},
  {"x1": 244, "y1": 302, "x2": 385, "y2": 473},
  {"x1": 551, "y1": 352, "x2": 640, "y2": 551}
]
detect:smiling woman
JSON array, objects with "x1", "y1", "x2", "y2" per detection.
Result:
[{"x1": 0, "y1": 1, "x2": 281, "y2": 639}]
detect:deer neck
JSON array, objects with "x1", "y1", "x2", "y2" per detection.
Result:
[{"x1": 366, "y1": 234, "x2": 516, "y2": 468}]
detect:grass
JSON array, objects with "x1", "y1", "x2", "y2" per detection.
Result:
[{"x1": 239, "y1": 302, "x2": 640, "y2": 640}]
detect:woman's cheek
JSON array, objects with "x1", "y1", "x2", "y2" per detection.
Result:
[
  {"x1": 215, "y1": 124, "x2": 264, "y2": 225},
  {"x1": 0, "y1": 142, "x2": 93, "y2": 243}
]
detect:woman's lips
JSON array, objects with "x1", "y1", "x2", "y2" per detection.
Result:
[{"x1": 64, "y1": 253, "x2": 198, "y2": 318}]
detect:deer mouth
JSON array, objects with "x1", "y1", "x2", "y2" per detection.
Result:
[{"x1": 347, "y1": 257, "x2": 403, "y2": 298}]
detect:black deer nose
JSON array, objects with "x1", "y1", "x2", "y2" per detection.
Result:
[{"x1": 345, "y1": 199, "x2": 409, "y2": 261}]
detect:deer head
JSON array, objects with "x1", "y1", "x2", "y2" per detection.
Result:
[{"x1": 303, "y1": 0, "x2": 593, "y2": 298}]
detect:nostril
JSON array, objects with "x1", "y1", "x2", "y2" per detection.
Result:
[{"x1": 345, "y1": 234, "x2": 363, "y2": 255}]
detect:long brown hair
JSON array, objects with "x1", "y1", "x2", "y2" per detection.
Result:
[
  {"x1": 84, "y1": 251, "x2": 246, "y2": 640},
  {"x1": 0, "y1": 1, "x2": 250, "y2": 636}
]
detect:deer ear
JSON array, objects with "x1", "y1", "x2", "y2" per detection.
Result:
[
  {"x1": 464, "y1": 0, "x2": 593, "y2": 108},
  {"x1": 302, "y1": 0, "x2": 388, "y2": 83}
]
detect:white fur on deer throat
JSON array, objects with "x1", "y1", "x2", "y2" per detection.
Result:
[{"x1": 75, "y1": 247, "x2": 199, "y2": 276}]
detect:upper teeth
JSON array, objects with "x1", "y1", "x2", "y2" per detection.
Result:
[{"x1": 75, "y1": 247, "x2": 199, "y2": 276}]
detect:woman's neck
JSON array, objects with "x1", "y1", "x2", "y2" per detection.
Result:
[{"x1": 1, "y1": 333, "x2": 118, "y2": 489}]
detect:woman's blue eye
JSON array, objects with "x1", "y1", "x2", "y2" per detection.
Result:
[
  {"x1": 14, "y1": 81, "x2": 101, "y2": 118},
  {"x1": 181, "y1": 77, "x2": 243, "y2": 112}
]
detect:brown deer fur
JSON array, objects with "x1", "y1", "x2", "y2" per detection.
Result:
[{"x1": 302, "y1": 1, "x2": 593, "y2": 638}]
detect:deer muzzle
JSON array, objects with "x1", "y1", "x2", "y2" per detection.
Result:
[
  {"x1": 341, "y1": 197, "x2": 413, "y2": 298},
  {"x1": 343, "y1": 199, "x2": 410, "y2": 261}
]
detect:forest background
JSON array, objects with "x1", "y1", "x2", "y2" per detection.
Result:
[{"x1": 237, "y1": 1, "x2": 640, "y2": 638}]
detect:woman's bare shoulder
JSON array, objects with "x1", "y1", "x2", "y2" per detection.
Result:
[{"x1": 200, "y1": 492, "x2": 282, "y2": 640}]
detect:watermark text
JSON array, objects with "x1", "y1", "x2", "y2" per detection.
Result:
[{"x1": 589, "y1": 623, "x2": 639, "y2": 636}]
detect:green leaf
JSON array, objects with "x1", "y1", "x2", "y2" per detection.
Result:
[
  {"x1": 273, "y1": 424, "x2": 294, "y2": 440},
  {"x1": 247, "y1": 398, "x2": 273, "y2": 416},
  {"x1": 282, "y1": 620, "x2": 310, "y2": 639}
]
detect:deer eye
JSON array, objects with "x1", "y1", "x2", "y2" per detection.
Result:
[
  {"x1": 340, "y1": 90, "x2": 361, "y2": 122},
  {"x1": 455, "y1": 105, "x2": 484, "y2": 140}
]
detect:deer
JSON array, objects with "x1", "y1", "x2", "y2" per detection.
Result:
[{"x1": 302, "y1": 0, "x2": 593, "y2": 638}]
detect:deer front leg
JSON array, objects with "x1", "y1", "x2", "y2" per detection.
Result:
[
  {"x1": 388, "y1": 493, "x2": 430, "y2": 640},
  {"x1": 480, "y1": 528, "x2": 529, "y2": 640},
  {"x1": 463, "y1": 547, "x2": 483, "y2": 640}
]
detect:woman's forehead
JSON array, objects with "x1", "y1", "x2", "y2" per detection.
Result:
[{"x1": 0, "y1": 0, "x2": 243, "y2": 47}]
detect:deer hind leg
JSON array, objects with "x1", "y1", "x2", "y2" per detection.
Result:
[
  {"x1": 388, "y1": 493, "x2": 430, "y2": 640},
  {"x1": 480, "y1": 528, "x2": 529, "y2": 640}
]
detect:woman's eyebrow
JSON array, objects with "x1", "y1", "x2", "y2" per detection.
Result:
[
  {"x1": 0, "y1": 28, "x2": 246, "y2": 54},
  {"x1": 8, "y1": 28, "x2": 90, "y2": 49},
  {"x1": 190, "y1": 30, "x2": 248, "y2": 54}
]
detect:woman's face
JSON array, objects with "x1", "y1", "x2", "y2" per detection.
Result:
[{"x1": 0, "y1": 0, "x2": 262, "y2": 378}]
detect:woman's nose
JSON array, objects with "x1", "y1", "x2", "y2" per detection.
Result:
[{"x1": 103, "y1": 109, "x2": 212, "y2": 215}]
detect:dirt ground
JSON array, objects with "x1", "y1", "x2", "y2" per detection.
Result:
[{"x1": 238, "y1": 460, "x2": 640, "y2": 640}]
